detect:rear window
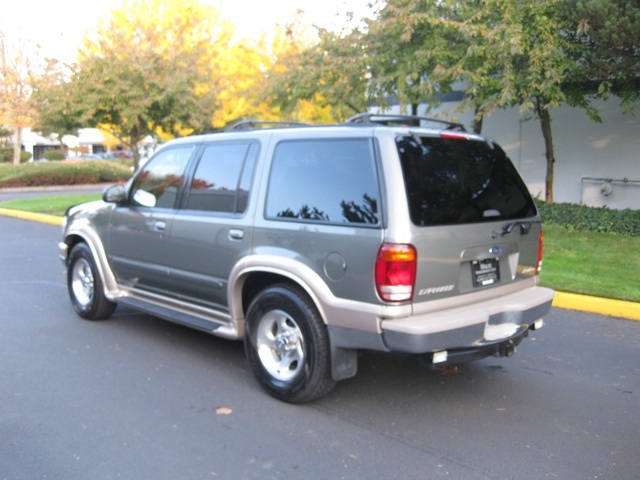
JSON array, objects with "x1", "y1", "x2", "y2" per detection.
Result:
[{"x1": 397, "y1": 135, "x2": 536, "y2": 226}]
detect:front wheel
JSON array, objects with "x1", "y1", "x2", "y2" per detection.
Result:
[
  {"x1": 244, "y1": 284, "x2": 335, "y2": 403},
  {"x1": 67, "y1": 243, "x2": 116, "y2": 320}
]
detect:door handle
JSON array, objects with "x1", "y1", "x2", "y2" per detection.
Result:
[
  {"x1": 229, "y1": 228, "x2": 244, "y2": 240},
  {"x1": 154, "y1": 221, "x2": 167, "y2": 232}
]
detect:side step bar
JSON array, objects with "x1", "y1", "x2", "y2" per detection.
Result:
[{"x1": 117, "y1": 296, "x2": 229, "y2": 335}]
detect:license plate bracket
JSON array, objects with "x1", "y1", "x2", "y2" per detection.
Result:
[{"x1": 472, "y1": 258, "x2": 500, "y2": 287}]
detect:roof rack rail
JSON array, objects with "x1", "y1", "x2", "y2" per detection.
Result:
[
  {"x1": 344, "y1": 113, "x2": 466, "y2": 132},
  {"x1": 225, "y1": 120, "x2": 310, "y2": 131}
]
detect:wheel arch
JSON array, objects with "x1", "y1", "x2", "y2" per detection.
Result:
[
  {"x1": 229, "y1": 257, "x2": 359, "y2": 382},
  {"x1": 229, "y1": 255, "x2": 334, "y2": 331},
  {"x1": 62, "y1": 227, "x2": 119, "y2": 301}
]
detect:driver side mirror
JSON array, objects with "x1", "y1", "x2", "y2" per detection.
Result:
[{"x1": 103, "y1": 184, "x2": 127, "y2": 205}]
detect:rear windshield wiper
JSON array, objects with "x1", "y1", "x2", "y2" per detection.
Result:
[{"x1": 492, "y1": 221, "x2": 531, "y2": 239}]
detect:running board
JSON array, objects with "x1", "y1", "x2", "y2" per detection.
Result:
[{"x1": 116, "y1": 296, "x2": 232, "y2": 336}]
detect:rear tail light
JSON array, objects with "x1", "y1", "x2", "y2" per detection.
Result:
[
  {"x1": 375, "y1": 244, "x2": 417, "y2": 302},
  {"x1": 537, "y1": 231, "x2": 544, "y2": 272}
]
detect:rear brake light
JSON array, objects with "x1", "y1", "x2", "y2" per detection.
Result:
[
  {"x1": 440, "y1": 131, "x2": 468, "y2": 140},
  {"x1": 537, "y1": 231, "x2": 544, "y2": 272},
  {"x1": 375, "y1": 244, "x2": 417, "y2": 302}
]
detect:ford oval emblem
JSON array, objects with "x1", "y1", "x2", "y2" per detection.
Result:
[{"x1": 489, "y1": 246, "x2": 502, "y2": 255}]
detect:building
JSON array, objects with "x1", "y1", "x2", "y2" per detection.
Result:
[{"x1": 20, "y1": 128, "x2": 156, "y2": 161}]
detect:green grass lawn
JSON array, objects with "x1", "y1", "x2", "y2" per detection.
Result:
[
  {"x1": 0, "y1": 196, "x2": 638, "y2": 302},
  {"x1": 541, "y1": 225, "x2": 639, "y2": 303},
  {"x1": 0, "y1": 194, "x2": 102, "y2": 216}
]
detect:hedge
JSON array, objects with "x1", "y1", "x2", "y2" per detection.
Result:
[
  {"x1": 0, "y1": 160, "x2": 132, "y2": 188},
  {"x1": 536, "y1": 200, "x2": 639, "y2": 236}
]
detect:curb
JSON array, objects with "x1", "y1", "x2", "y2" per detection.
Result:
[
  {"x1": 0, "y1": 207, "x2": 63, "y2": 226},
  {"x1": 0, "y1": 207, "x2": 638, "y2": 321},
  {"x1": 552, "y1": 292, "x2": 640, "y2": 322}
]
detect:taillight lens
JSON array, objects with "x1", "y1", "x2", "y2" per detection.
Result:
[
  {"x1": 537, "y1": 231, "x2": 544, "y2": 272},
  {"x1": 375, "y1": 244, "x2": 417, "y2": 302}
]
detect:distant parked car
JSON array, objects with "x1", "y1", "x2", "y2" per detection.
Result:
[{"x1": 112, "y1": 150, "x2": 134, "y2": 159}]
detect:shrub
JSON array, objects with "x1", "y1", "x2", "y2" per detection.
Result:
[
  {"x1": 43, "y1": 150, "x2": 65, "y2": 161},
  {"x1": 0, "y1": 147, "x2": 32, "y2": 163},
  {"x1": 536, "y1": 200, "x2": 639, "y2": 236},
  {"x1": 0, "y1": 160, "x2": 132, "y2": 188},
  {"x1": 0, "y1": 147, "x2": 12, "y2": 163}
]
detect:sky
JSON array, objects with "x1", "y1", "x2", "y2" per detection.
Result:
[{"x1": 0, "y1": 0, "x2": 374, "y2": 63}]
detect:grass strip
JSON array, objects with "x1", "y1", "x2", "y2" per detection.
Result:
[
  {"x1": 541, "y1": 225, "x2": 639, "y2": 303},
  {"x1": 0, "y1": 194, "x2": 102, "y2": 216}
]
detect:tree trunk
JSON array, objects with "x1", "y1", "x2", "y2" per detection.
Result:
[
  {"x1": 131, "y1": 142, "x2": 141, "y2": 171},
  {"x1": 472, "y1": 106, "x2": 484, "y2": 134},
  {"x1": 411, "y1": 103, "x2": 418, "y2": 116},
  {"x1": 12, "y1": 126, "x2": 22, "y2": 165},
  {"x1": 536, "y1": 99, "x2": 555, "y2": 204}
]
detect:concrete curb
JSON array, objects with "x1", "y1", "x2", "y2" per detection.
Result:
[
  {"x1": 1, "y1": 207, "x2": 638, "y2": 321},
  {"x1": 553, "y1": 292, "x2": 640, "y2": 322},
  {"x1": 0, "y1": 207, "x2": 63, "y2": 226}
]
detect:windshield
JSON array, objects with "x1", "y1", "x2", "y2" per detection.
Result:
[{"x1": 397, "y1": 135, "x2": 537, "y2": 226}]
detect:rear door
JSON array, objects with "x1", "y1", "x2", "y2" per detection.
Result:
[
  {"x1": 163, "y1": 141, "x2": 259, "y2": 311},
  {"x1": 395, "y1": 133, "x2": 540, "y2": 303}
]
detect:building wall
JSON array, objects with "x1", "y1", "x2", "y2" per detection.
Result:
[{"x1": 392, "y1": 97, "x2": 640, "y2": 210}]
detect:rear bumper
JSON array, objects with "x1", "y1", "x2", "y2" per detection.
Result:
[{"x1": 381, "y1": 286, "x2": 555, "y2": 354}]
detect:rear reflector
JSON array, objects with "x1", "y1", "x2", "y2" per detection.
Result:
[
  {"x1": 537, "y1": 231, "x2": 544, "y2": 272},
  {"x1": 375, "y1": 244, "x2": 417, "y2": 302}
]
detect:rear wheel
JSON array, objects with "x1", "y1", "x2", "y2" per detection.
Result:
[
  {"x1": 67, "y1": 243, "x2": 116, "y2": 320},
  {"x1": 244, "y1": 284, "x2": 335, "y2": 403}
]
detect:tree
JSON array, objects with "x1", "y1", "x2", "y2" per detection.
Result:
[
  {"x1": 364, "y1": 0, "x2": 464, "y2": 117},
  {"x1": 69, "y1": 0, "x2": 228, "y2": 169},
  {"x1": 261, "y1": 15, "x2": 372, "y2": 121},
  {"x1": 0, "y1": 33, "x2": 36, "y2": 165},
  {"x1": 362, "y1": 0, "x2": 639, "y2": 204},
  {"x1": 381, "y1": 0, "x2": 580, "y2": 204},
  {"x1": 562, "y1": 0, "x2": 640, "y2": 112},
  {"x1": 31, "y1": 59, "x2": 83, "y2": 148}
]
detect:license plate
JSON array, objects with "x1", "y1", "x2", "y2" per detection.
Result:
[{"x1": 472, "y1": 258, "x2": 500, "y2": 287}]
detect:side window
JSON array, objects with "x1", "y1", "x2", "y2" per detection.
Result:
[
  {"x1": 130, "y1": 145, "x2": 195, "y2": 208},
  {"x1": 185, "y1": 142, "x2": 258, "y2": 214},
  {"x1": 266, "y1": 139, "x2": 379, "y2": 225}
]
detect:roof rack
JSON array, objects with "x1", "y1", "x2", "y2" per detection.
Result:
[
  {"x1": 344, "y1": 113, "x2": 466, "y2": 132},
  {"x1": 225, "y1": 120, "x2": 310, "y2": 131}
]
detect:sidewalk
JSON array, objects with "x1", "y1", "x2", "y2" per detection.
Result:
[{"x1": 1, "y1": 206, "x2": 639, "y2": 322}]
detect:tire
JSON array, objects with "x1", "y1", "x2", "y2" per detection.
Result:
[
  {"x1": 67, "y1": 243, "x2": 116, "y2": 320},
  {"x1": 244, "y1": 284, "x2": 336, "y2": 403}
]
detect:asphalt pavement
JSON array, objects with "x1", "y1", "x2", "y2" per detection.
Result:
[{"x1": 1, "y1": 216, "x2": 639, "y2": 480}]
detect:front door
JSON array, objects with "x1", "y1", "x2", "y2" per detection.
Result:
[{"x1": 107, "y1": 145, "x2": 195, "y2": 295}]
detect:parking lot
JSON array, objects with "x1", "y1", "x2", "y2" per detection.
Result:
[{"x1": 1, "y1": 216, "x2": 639, "y2": 479}]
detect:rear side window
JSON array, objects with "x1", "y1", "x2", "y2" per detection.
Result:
[
  {"x1": 397, "y1": 136, "x2": 536, "y2": 226},
  {"x1": 185, "y1": 142, "x2": 258, "y2": 214},
  {"x1": 266, "y1": 139, "x2": 379, "y2": 225}
]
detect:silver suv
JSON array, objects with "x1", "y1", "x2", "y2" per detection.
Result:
[{"x1": 59, "y1": 114, "x2": 555, "y2": 403}]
